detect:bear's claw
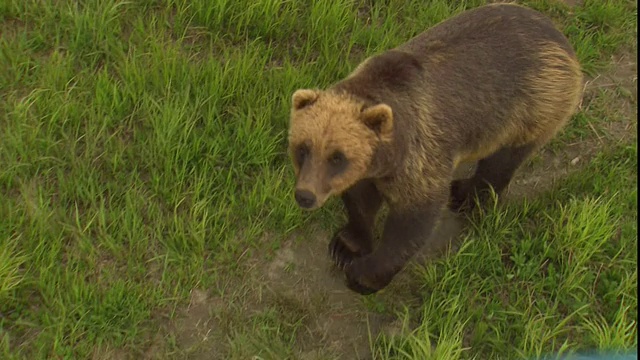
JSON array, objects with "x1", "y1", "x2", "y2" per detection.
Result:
[{"x1": 328, "y1": 229, "x2": 366, "y2": 269}]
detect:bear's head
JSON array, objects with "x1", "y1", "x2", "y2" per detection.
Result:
[{"x1": 287, "y1": 89, "x2": 394, "y2": 210}]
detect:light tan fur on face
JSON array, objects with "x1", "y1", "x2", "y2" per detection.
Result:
[{"x1": 288, "y1": 90, "x2": 393, "y2": 209}]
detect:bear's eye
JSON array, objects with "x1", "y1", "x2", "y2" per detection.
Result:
[
  {"x1": 295, "y1": 145, "x2": 309, "y2": 165},
  {"x1": 328, "y1": 151, "x2": 345, "y2": 165},
  {"x1": 328, "y1": 151, "x2": 347, "y2": 170}
]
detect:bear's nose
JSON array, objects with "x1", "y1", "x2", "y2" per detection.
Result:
[{"x1": 295, "y1": 190, "x2": 316, "y2": 209}]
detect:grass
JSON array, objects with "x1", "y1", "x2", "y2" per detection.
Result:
[{"x1": 0, "y1": 0, "x2": 636, "y2": 359}]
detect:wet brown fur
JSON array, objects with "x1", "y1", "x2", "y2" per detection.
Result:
[{"x1": 287, "y1": 3, "x2": 584, "y2": 295}]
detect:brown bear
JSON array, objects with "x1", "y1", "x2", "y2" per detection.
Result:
[{"x1": 287, "y1": 3, "x2": 584, "y2": 295}]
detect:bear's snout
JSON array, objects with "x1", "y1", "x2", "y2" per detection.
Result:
[{"x1": 295, "y1": 189, "x2": 317, "y2": 209}]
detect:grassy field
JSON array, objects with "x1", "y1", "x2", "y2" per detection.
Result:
[{"x1": 0, "y1": 0, "x2": 637, "y2": 359}]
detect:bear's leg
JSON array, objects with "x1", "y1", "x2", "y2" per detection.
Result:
[
  {"x1": 329, "y1": 179, "x2": 383, "y2": 269},
  {"x1": 344, "y1": 196, "x2": 446, "y2": 295},
  {"x1": 450, "y1": 142, "x2": 538, "y2": 212}
]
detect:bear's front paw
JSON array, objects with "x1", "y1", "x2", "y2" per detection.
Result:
[
  {"x1": 328, "y1": 228, "x2": 370, "y2": 269},
  {"x1": 344, "y1": 257, "x2": 394, "y2": 296}
]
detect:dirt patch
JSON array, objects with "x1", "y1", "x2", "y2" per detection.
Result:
[
  {"x1": 0, "y1": 18, "x2": 28, "y2": 42},
  {"x1": 261, "y1": 229, "x2": 385, "y2": 359},
  {"x1": 259, "y1": 211, "x2": 465, "y2": 360},
  {"x1": 559, "y1": 0, "x2": 583, "y2": 7},
  {"x1": 168, "y1": 289, "x2": 225, "y2": 356},
  {"x1": 159, "y1": 209, "x2": 466, "y2": 360}
]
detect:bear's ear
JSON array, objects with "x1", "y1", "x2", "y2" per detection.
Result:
[
  {"x1": 292, "y1": 89, "x2": 319, "y2": 110},
  {"x1": 360, "y1": 103, "x2": 393, "y2": 141}
]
